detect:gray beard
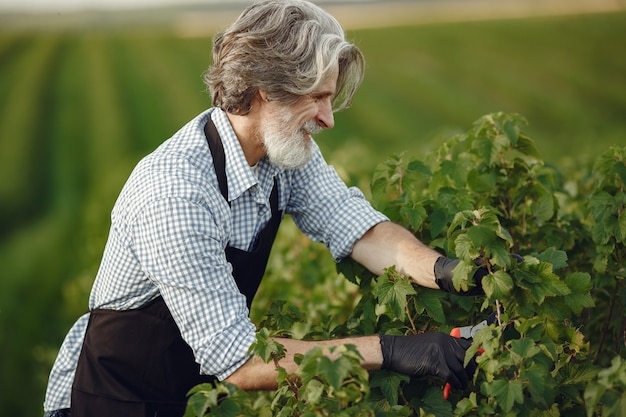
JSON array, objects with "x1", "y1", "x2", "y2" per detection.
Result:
[{"x1": 262, "y1": 116, "x2": 320, "y2": 170}]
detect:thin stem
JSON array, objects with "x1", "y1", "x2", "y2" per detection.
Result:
[
  {"x1": 406, "y1": 301, "x2": 418, "y2": 334},
  {"x1": 594, "y1": 285, "x2": 617, "y2": 364},
  {"x1": 495, "y1": 299, "x2": 502, "y2": 326}
]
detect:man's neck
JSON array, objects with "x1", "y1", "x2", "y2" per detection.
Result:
[{"x1": 225, "y1": 108, "x2": 265, "y2": 167}]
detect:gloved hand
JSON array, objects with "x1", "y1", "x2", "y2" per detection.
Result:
[
  {"x1": 434, "y1": 257, "x2": 485, "y2": 296},
  {"x1": 379, "y1": 332, "x2": 475, "y2": 390},
  {"x1": 434, "y1": 254, "x2": 523, "y2": 296}
]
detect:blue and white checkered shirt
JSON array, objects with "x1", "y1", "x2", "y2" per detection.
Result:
[{"x1": 43, "y1": 108, "x2": 388, "y2": 411}]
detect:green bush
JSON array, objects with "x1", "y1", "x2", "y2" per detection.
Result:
[{"x1": 186, "y1": 113, "x2": 625, "y2": 416}]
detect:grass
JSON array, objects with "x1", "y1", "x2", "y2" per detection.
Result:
[{"x1": 0, "y1": 10, "x2": 625, "y2": 416}]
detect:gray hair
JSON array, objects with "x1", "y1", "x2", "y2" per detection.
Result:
[{"x1": 204, "y1": 0, "x2": 365, "y2": 115}]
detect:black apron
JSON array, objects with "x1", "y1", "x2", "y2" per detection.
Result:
[{"x1": 71, "y1": 118, "x2": 282, "y2": 417}]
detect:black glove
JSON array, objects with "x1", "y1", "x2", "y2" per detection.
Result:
[
  {"x1": 434, "y1": 257, "x2": 485, "y2": 296},
  {"x1": 434, "y1": 255, "x2": 524, "y2": 296},
  {"x1": 379, "y1": 332, "x2": 475, "y2": 390}
]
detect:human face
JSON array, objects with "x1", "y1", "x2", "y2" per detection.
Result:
[
  {"x1": 261, "y1": 73, "x2": 337, "y2": 169},
  {"x1": 261, "y1": 107, "x2": 320, "y2": 169}
]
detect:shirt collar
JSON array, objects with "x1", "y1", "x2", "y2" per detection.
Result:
[{"x1": 209, "y1": 108, "x2": 279, "y2": 202}]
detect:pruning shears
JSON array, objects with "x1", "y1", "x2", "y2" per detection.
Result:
[{"x1": 443, "y1": 311, "x2": 498, "y2": 400}]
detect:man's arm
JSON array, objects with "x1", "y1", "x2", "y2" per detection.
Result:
[
  {"x1": 224, "y1": 224, "x2": 479, "y2": 391},
  {"x1": 350, "y1": 221, "x2": 441, "y2": 289},
  {"x1": 224, "y1": 336, "x2": 383, "y2": 390},
  {"x1": 225, "y1": 332, "x2": 474, "y2": 392}
]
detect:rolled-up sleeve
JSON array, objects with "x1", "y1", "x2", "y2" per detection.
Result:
[
  {"x1": 44, "y1": 313, "x2": 90, "y2": 411},
  {"x1": 285, "y1": 144, "x2": 389, "y2": 261}
]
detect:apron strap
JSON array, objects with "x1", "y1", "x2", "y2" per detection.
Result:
[{"x1": 204, "y1": 117, "x2": 229, "y2": 202}]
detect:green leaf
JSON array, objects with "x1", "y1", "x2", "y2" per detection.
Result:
[
  {"x1": 430, "y1": 208, "x2": 448, "y2": 239},
  {"x1": 413, "y1": 387, "x2": 453, "y2": 417},
  {"x1": 597, "y1": 355, "x2": 626, "y2": 386},
  {"x1": 370, "y1": 370, "x2": 410, "y2": 405},
  {"x1": 522, "y1": 363, "x2": 551, "y2": 407},
  {"x1": 472, "y1": 137, "x2": 496, "y2": 165},
  {"x1": 336, "y1": 258, "x2": 365, "y2": 285},
  {"x1": 265, "y1": 300, "x2": 306, "y2": 331},
  {"x1": 275, "y1": 406, "x2": 294, "y2": 417},
  {"x1": 592, "y1": 221, "x2": 613, "y2": 245},
  {"x1": 531, "y1": 191, "x2": 555, "y2": 222},
  {"x1": 440, "y1": 159, "x2": 467, "y2": 186},
  {"x1": 593, "y1": 146, "x2": 626, "y2": 186},
  {"x1": 584, "y1": 383, "x2": 607, "y2": 416},
  {"x1": 186, "y1": 382, "x2": 218, "y2": 397},
  {"x1": 186, "y1": 391, "x2": 215, "y2": 417},
  {"x1": 541, "y1": 274, "x2": 571, "y2": 298},
  {"x1": 454, "y1": 392, "x2": 478, "y2": 415},
  {"x1": 515, "y1": 133, "x2": 541, "y2": 159},
  {"x1": 616, "y1": 160, "x2": 626, "y2": 186},
  {"x1": 520, "y1": 261, "x2": 570, "y2": 303},
  {"x1": 211, "y1": 398, "x2": 240, "y2": 417},
  {"x1": 588, "y1": 191, "x2": 613, "y2": 215},
  {"x1": 449, "y1": 210, "x2": 474, "y2": 237},
  {"x1": 253, "y1": 328, "x2": 286, "y2": 363},
  {"x1": 298, "y1": 346, "x2": 322, "y2": 380},
  {"x1": 373, "y1": 269, "x2": 416, "y2": 320},
  {"x1": 510, "y1": 338, "x2": 541, "y2": 360},
  {"x1": 563, "y1": 272, "x2": 595, "y2": 314},
  {"x1": 477, "y1": 207, "x2": 503, "y2": 230},
  {"x1": 317, "y1": 355, "x2": 351, "y2": 391},
  {"x1": 485, "y1": 379, "x2": 524, "y2": 412},
  {"x1": 468, "y1": 170, "x2": 497, "y2": 192},
  {"x1": 487, "y1": 243, "x2": 513, "y2": 268},
  {"x1": 467, "y1": 225, "x2": 497, "y2": 247},
  {"x1": 502, "y1": 116, "x2": 521, "y2": 144},
  {"x1": 604, "y1": 391, "x2": 626, "y2": 417},
  {"x1": 407, "y1": 159, "x2": 432, "y2": 176},
  {"x1": 544, "y1": 319, "x2": 562, "y2": 341},
  {"x1": 301, "y1": 379, "x2": 324, "y2": 405},
  {"x1": 400, "y1": 202, "x2": 427, "y2": 231},
  {"x1": 562, "y1": 363, "x2": 598, "y2": 385},
  {"x1": 454, "y1": 234, "x2": 479, "y2": 262},
  {"x1": 536, "y1": 248, "x2": 568, "y2": 270},
  {"x1": 360, "y1": 294, "x2": 379, "y2": 334},
  {"x1": 417, "y1": 290, "x2": 446, "y2": 323},
  {"x1": 451, "y1": 259, "x2": 475, "y2": 293},
  {"x1": 495, "y1": 225, "x2": 514, "y2": 248},
  {"x1": 482, "y1": 270, "x2": 513, "y2": 298}
]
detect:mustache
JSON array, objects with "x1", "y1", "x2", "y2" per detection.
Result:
[{"x1": 302, "y1": 120, "x2": 322, "y2": 135}]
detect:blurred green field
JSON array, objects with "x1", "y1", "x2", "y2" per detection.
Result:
[{"x1": 1, "y1": 9, "x2": 625, "y2": 416}]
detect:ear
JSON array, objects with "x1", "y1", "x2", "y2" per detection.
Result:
[{"x1": 258, "y1": 88, "x2": 271, "y2": 103}]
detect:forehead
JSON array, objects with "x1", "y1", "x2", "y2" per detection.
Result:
[{"x1": 312, "y1": 69, "x2": 338, "y2": 96}]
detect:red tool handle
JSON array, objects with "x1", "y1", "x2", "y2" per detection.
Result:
[
  {"x1": 443, "y1": 328, "x2": 483, "y2": 400},
  {"x1": 443, "y1": 380, "x2": 453, "y2": 400}
]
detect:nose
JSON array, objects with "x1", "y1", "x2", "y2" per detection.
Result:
[{"x1": 315, "y1": 97, "x2": 334, "y2": 130}]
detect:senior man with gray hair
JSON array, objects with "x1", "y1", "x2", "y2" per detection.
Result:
[{"x1": 43, "y1": 2, "x2": 480, "y2": 416}]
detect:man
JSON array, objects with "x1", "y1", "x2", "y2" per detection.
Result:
[{"x1": 43, "y1": 1, "x2": 480, "y2": 416}]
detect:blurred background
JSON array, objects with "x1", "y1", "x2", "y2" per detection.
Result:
[{"x1": 1, "y1": 0, "x2": 625, "y2": 415}]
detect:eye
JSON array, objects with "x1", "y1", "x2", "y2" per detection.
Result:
[{"x1": 309, "y1": 93, "x2": 331, "y2": 102}]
